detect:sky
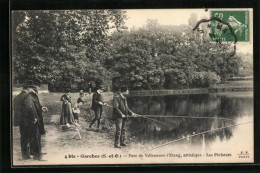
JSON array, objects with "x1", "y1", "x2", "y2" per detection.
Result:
[
  {"x1": 125, "y1": 9, "x2": 208, "y2": 28},
  {"x1": 124, "y1": 9, "x2": 253, "y2": 54}
]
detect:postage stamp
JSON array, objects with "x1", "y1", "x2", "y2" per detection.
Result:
[{"x1": 210, "y1": 11, "x2": 250, "y2": 42}]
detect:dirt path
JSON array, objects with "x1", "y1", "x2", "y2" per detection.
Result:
[
  {"x1": 12, "y1": 117, "x2": 143, "y2": 165},
  {"x1": 12, "y1": 92, "x2": 145, "y2": 165}
]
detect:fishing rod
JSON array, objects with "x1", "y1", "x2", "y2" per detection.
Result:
[
  {"x1": 133, "y1": 114, "x2": 235, "y2": 129},
  {"x1": 102, "y1": 104, "x2": 233, "y2": 120},
  {"x1": 102, "y1": 104, "x2": 174, "y2": 127},
  {"x1": 102, "y1": 104, "x2": 235, "y2": 128},
  {"x1": 144, "y1": 121, "x2": 253, "y2": 152},
  {"x1": 135, "y1": 115, "x2": 177, "y2": 128},
  {"x1": 102, "y1": 104, "x2": 176, "y2": 127},
  {"x1": 138, "y1": 115, "x2": 234, "y2": 122}
]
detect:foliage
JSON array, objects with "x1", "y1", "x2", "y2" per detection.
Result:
[
  {"x1": 12, "y1": 12, "x2": 243, "y2": 91},
  {"x1": 12, "y1": 10, "x2": 127, "y2": 91},
  {"x1": 191, "y1": 71, "x2": 221, "y2": 88},
  {"x1": 109, "y1": 21, "x2": 241, "y2": 89},
  {"x1": 239, "y1": 61, "x2": 253, "y2": 77},
  {"x1": 109, "y1": 31, "x2": 165, "y2": 90}
]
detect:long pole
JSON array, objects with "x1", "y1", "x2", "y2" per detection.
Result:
[
  {"x1": 102, "y1": 104, "x2": 175, "y2": 127},
  {"x1": 144, "y1": 121, "x2": 253, "y2": 152},
  {"x1": 137, "y1": 115, "x2": 234, "y2": 121},
  {"x1": 136, "y1": 115, "x2": 176, "y2": 128},
  {"x1": 102, "y1": 104, "x2": 235, "y2": 128}
]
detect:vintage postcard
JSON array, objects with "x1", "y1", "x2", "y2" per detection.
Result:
[{"x1": 11, "y1": 8, "x2": 253, "y2": 166}]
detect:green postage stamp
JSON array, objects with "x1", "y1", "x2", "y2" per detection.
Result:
[{"x1": 210, "y1": 11, "x2": 250, "y2": 42}]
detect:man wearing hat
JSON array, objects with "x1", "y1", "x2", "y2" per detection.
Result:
[
  {"x1": 13, "y1": 80, "x2": 48, "y2": 160},
  {"x1": 89, "y1": 85, "x2": 108, "y2": 129},
  {"x1": 113, "y1": 88, "x2": 137, "y2": 148}
]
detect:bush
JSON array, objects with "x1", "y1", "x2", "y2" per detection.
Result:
[{"x1": 192, "y1": 71, "x2": 220, "y2": 88}]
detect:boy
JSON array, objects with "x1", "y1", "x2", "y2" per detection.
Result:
[{"x1": 72, "y1": 103, "x2": 81, "y2": 126}]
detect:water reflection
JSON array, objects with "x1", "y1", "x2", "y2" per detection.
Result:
[{"x1": 126, "y1": 92, "x2": 253, "y2": 148}]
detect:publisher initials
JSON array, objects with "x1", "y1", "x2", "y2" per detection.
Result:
[{"x1": 238, "y1": 151, "x2": 250, "y2": 158}]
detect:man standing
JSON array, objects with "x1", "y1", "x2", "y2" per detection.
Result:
[
  {"x1": 113, "y1": 88, "x2": 136, "y2": 148},
  {"x1": 13, "y1": 86, "x2": 29, "y2": 128},
  {"x1": 14, "y1": 81, "x2": 48, "y2": 160},
  {"x1": 89, "y1": 86, "x2": 108, "y2": 129}
]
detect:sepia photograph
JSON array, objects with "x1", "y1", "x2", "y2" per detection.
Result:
[{"x1": 11, "y1": 8, "x2": 254, "y2": 166}]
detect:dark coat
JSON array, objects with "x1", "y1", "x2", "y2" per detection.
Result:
[
  {"x1": 13, "y1": 91, "x2": 29, "y2": 126},
  {"x1": 18, "y1": 92, "x2": 45, "y2": 158},
  {"x1": 60, "y1": 94, "x2": 71, "y2": 103},
  {"x1": 113, "y1": 94, "x2": 134, "y2": 120},
  {"x1": 23, "y1": 92, "x2": 45, "y2": 135},
  {"x1": 91, "y1": 92, "x2": 103, "y2": 111},
  {"x1": 60, "y1": 94, "x2": 74, "y2": 125}
]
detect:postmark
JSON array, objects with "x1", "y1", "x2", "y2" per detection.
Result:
[
  {"x1": 193, "y1": 17, "x2": 237, "y2": 59},
  {"x1": 210, "y1": 11, "x2": 250, "y2": 42}
]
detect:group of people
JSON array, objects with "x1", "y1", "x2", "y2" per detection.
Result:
[
  {"x1": 61, "y1": 86, "x2": 138, "y2": 149},
  {"x1": 14, "y1": 81, "x2": 137, "y2": 161},
  {"x1": 59, "y1": 88, "x2": 104, "y2": 128},
  {"x1": 88, "y1": 86, "x2": 137, "y2": 148},
  {"x1": 60, "y1": 90, "x2": 82, "y2": 127}
]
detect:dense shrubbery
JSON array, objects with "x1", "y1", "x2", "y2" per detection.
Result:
[
  {"x1": 13, "y1": 11, "x2": 243, "y2": 91},
  {"x1": 191, "y1": 71, "x2": 221, "y2": 88},
  {"x1": 108, "y1": 26, "x2": 241, "y2": 89}
]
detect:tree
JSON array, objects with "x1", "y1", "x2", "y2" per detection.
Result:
[
  {"x1": 109, "y1": 19, "x2": 242, "y2": 90},
  {"x1": 109, "y1": 30, "x2": 165, "y2": 90},
  {"x1": 13, "y1": 11, "x2": 242, "y2": 91},
  {"x1": 12, "y1": 10, "x2": 127, "y2": 91}
]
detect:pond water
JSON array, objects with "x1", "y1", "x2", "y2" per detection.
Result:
[{"x1": 126, "y1": 92, "x2": 253, "y2": 153}]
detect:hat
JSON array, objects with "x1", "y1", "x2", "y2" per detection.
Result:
[
  {"x1": 97, "y1": 85, "x2": 105, "y2": 90},
  {"x1": 80, "y1": 90, "x2": 84, "y2": 93},
  {"x1": 64, "y1": 88, "x2": 70, "y2": 93},
  {"x1": 22, "y1": 79, "x2": 39, "y2": 89}
]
